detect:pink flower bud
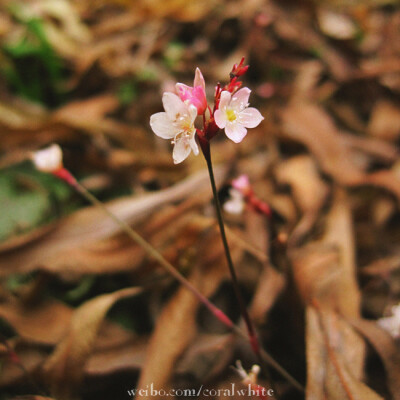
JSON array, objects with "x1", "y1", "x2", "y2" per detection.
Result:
[
  {"x1": 232, "y1": 174, "x2": 251, "y2": 193},
  {"x1": 176, "y1": 68, "x2": 207, "y2": 115}
]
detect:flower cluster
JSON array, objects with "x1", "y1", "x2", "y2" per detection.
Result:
[{"x1": 150, "y1": 58, "x2": 264, "y2": 164}]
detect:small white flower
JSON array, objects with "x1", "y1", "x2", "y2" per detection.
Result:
[
  {"x1": 214, "y1": 88, "x2": 264, "y2": 143},
  {"x1": 377, "y1": 303, "x2": 400, "y2": 339},
  {"x1": 223, "y1": 188, "x2": 245, "y2": 215},
  {"x1": 31, "y1": 144, "x2": 63, "y2": 173},
  {"x1": 150, "y1": 92, "x2": 199, "y2": 164}
]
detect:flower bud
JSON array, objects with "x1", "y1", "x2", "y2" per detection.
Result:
[{"x1": 31, "y1": 144, "x2": 63, "y2": 173}]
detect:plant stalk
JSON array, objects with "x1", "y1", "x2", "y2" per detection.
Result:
[{"x1": 203, "y1": 146, "x2": 260, "y2": 354}]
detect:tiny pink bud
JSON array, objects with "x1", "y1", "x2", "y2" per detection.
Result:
[
  {"x1": 176, "y1": 68, "x2": 207, "y2": 115},
  {"x1": 232, "y1": 174, "x2": 251, "y2": 193}
]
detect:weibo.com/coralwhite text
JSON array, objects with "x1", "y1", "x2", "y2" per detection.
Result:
[{"x1": 127, "y1": 383, "x2": 274, "y2": 397}]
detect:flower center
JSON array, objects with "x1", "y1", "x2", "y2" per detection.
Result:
[{"x1": 226, "y1": 108, "x2": 237, "y2": 122}]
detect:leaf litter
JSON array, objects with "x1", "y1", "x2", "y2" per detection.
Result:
[{"x1": 0, "y1": 1, "x2": 399, "y2": 399}]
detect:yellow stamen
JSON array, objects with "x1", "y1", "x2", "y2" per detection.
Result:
[{"x1": 226, "y1": 109, "x2": 237, "y2": 122}]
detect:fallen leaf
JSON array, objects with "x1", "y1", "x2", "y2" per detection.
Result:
[
  {"x1": 306, "y1": 306, "x2": 383, "y2": 400},
  {"x1": 350, "y1": 318, "x2": 400, "y2": 400},
  {"x1": 175, "y1": 334, "x2": 235, "y2": 383},
  {"x1": 368, "y1": 100, "x2": 400, "y2": 141},
  {"x1": 275, "y1": 155, "x2": 329, "y2": 246},
  {"x1": 85, "y1": 337, "x2": 147, "y2": 376},
  {"x1": 322, "y1": 189, "x2": 360, "y2": 318},
  {"x1": 0, "y1": 340, "x2": 47, "y2": 387},
  {"x1": 137, "y1": 227, "x2": 231, "y2": 398},
  {"x1": 136, "y1": 269, "x2": 201, "y2": 399},
  {"x1": 281, "y1": 102, "x2": 366, "y2": 186},
  {"x1": 42, "y1": 286, "x2": 142, "y2": 399},
  {"x1": 0, "y1": 300, "x2": 72, "y2": 345},
  {"x1": 0, "y1": 166, "x2": 227, "y2": 277}
]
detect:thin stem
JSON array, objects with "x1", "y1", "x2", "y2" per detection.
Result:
[
  {"x1": 54, "y1": 168, "x2": 303, "y2": 393},
  {"x1": 203, "y1": 145, "x2": 285, "y2": 397},
  {"x1": 203, "y1": 148, "x2": 259, "y2": 353}
]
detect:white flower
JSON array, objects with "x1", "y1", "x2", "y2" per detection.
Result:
[
  {"x1": 31, "y1": 144, "x2": 63, "y2": 173},
  {"x1": 214, "y1": 88, "x2": 264, "y2": 143},
  {"x1": 223, "y1": 188, "x2": 245, "y2": 215},
  {"x1": 377, "y1": 303, "x2": 400, "y2": 339},
  {"x1": 150, "y1": 92, "x2": 199, "y2": 164}
]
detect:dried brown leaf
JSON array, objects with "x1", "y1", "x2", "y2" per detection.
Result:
[
  {"x1": 42, "y1": 286, "x2": 142, "y2": 399},
  {"x1": 0, "y1": 300, "x2": 72, "y2": 345},
  {"x1": 281, "y1": 102, "x2": 366, "y2": 186},
  {"x1": 175, "y1": 334, "x2": 235, "y2": 383},
  {"x1": 322, "y1": 189, "x2": 360, "y2": 318},
  {"x1": 137, "y1": 236, "x2": 229, "y2": 397},
  {"x1": 275, "y1": 155, "x2": 329, "y2": 246},
  {"x1": 52, "y1": 95, "x2": 119, "y2": 126},
  {"x1": 368, "y1": 100, "x2": 400, "y2": 141},
  {"x1": 0, "y1": 342, "x2": 47, "y2": 387},
  {"x1": 350, "y1": 318, "x2": 400, "y2": 400},
  {"x1": 136, "y1": 270, "x2": 200, "y2": 399},
  {"x1": 85, "y1": 337, "x2": 147, "y2": 376},
  {"x1": 242, "y1": 212, "x2": 285, "y2": 324},
  {"x1": 340, "y1": 131, "x2": 398, "y2": 163},
  {"x1": 0, "y1": 166, "x2": 226, "y2": 277},
  {"x1": 290, "y1": 190, "x2": 360, "y2": 311},
  {"x1": 306, "y1": 306, "x2": 383, "y2": 400}
]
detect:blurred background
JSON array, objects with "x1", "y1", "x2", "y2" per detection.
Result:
[{"x1": 0, "y1": 0, "x2": 400, "y2": 399}]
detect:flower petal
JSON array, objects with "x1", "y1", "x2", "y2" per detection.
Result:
[
  {"x1": 225, "y1": 121, "x2": 247, "y2": 143},
  {"x1": 188, "y1": 104, "x2": 198, "y2": 124},
  {"x1": 32, "y1": 144, "x2": 63, "y2": 173},
  {"x1": 162, "y1": 92, "x2": 187, "y2": 120},
  {"x1": 232, "y1": 174, "x2": 250, "y2": 192},
  {"x1": 223, "y1": 189, "x2": 244, "y2": 215},
  {"x1": 194, "y1": 68, "x2": 205, "y2": 90},
  {"x1": 189, "y1": 134, "x2": 199, "y2": 156},
  {"x1": 150, "y1": 112, "x2": 177, "y2": 139},
  {"x1": 237, "y1": 107, "x2": 264, "y2": 128},
  {"x1": 175, "y1": 83, "x2": 192, "y2": 102},
  {"x1": 230, "y1": 87, "x2": 251, "y2": 111},
  {"x1": 218, "y1": 90, "x2": 231, "y2": 111},
  {"x1": 214, "y1": 109, "x2": 227, "y2": 129},
  {"x1": 172, "y1": 136, "x2": 192, "y2": 164}
]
